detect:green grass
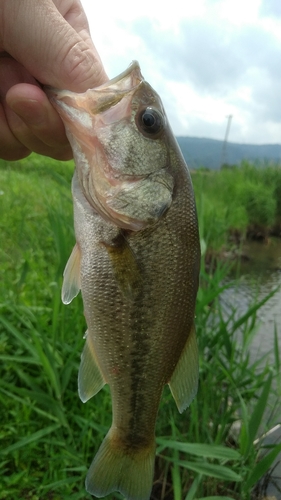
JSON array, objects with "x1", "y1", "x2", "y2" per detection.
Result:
[
  {"x1": 192, "y1": 161, "x2": 281, "y2": 253},
  {"x1": 0, "y1": 156, "x2": 280, "y2": 499}
]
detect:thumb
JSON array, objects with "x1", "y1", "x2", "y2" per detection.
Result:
[{"x1": 1, "y1": 0, "x2": 107, "y2": 91}]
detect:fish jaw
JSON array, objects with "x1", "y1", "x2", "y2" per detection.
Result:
[
  {"x1": 47, "y1": 61, "x2": 174, "y2": 231},
  {"x1": 46, "y1": 61, "x2": 143, "y2": 134}
]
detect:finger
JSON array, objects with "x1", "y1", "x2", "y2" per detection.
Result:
[
  {"x1": 0, "y1": 58, "x2": 72, "y2": 160},
  {"x1": 1, "y1": 0, "x2": 108, "y2": 91},
  {"x1": 6, "y1": 84, "x2": 71, "y2": 149},
  {"x1": 0, "y1": 103, "x2": 30, "y2": 161},
  {"x1": 4, "y1": 104, "x2": 73, "y2": 161}
]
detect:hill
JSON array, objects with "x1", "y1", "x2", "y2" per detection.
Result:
[{"x1": 176, "y1": 136, "x2": 281, "y2": 169}]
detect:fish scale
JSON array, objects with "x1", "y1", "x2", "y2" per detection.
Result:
[{"x1": 47, "y1": 60, "x2": 200, "y2": 500}]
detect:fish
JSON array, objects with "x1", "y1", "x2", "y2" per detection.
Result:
[{"x1": 47, "y1": 61, "x2": 200, "y2": 500}]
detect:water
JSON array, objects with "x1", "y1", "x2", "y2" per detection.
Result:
[
  {"x1": 221, "y1": 238, "x2": 281, "y2": 363},
  {"x1": 221, "y1": 238, "x2": 281, "y2": 498}
]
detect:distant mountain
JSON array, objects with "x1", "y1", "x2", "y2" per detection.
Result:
[{"x1": 176, "y1": 136, "x2": 281, "y2": 170}]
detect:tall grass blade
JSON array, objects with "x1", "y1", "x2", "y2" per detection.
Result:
[
  {"x1": 238, "y1": 393, "x2": 250, "y2": 456},
  {"x1": 184, "y1": 474, "x2": 202, "y2": 500},
  {"x1": 0, "y1": 424, "x2": 61, "y2": 455},
  {"x1": 244, "y1": 442, "x2": 281, "y2": 489},
  {"x1": 40, "y1": 476, "x2": 81, "y2": 489},
  {"x1": 0, "y1": 315, "x2": 38, "y2": 358},
  {"x1": 157, "y1": 439, "x2": 241, "y2": 461},
  {"x1": 231, "y1": 288, "x2": 278, "y2": 332},
  {"x1": 248, "y1": 372, "x2": 272, "y2": 434},
  {"x1": 29, "y1": 328, "x2": 62, "y2": 399},
  {"x1": 196, "y1": 497, "x2": 236, "y2": 500},
  {"x1": 274, "y1": 321, "x2": 280, "y2": 374},
  {"x1": 0, "y1": 386, "x2": 59, "y2": 422},
  {"x1": 171, "y1": 455, "x2": 182, "y2": 500},
  {"x1": 169, "y1": 460, "x2": 242, "y2": 482},
  {"x1": 242, "y1": 373, "x2": 273, "y2": 458}
]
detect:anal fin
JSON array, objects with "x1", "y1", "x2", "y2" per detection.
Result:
[
  {"x1": 78, "y1": 331, "x2": 106, "y2": 403},
  {"x1": 62, "y1": 243, "x2": 81, "y2": 304},
  {"x1": 168, "y1": 323, "x2": 199, "y2": 413}
]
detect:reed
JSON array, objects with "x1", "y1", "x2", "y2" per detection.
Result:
[
  {"x1": 192, "y1": 161, "x2": 281, "y2": 251},
  {"x1": 0, "y1": 156, "x2": 280, "y2": 499}
]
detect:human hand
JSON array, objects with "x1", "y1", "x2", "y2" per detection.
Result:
[{"x1": 0, "y1": 0, "x2": 108, "y2": 161}]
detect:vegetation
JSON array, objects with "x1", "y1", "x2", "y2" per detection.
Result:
[
  {"x1": 192, "y1": 161, "x2": 281, "y2": 254},
  {"x1": 0, "y1": 156, "x2": 280, "y2": 499}
]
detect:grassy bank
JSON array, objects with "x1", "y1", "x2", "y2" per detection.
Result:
[
  {"x1": 191, "y1": 161, "x2": 281, "y2": 257},
  {"x1": 0, "y1": 155, "x2": 280, "y2": 499}
]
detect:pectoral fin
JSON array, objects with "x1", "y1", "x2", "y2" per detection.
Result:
[
  {"x1": 78, "y1": 332, "x2": 106, "y2": 403},
  {"x1": 168, "y1": 324, "x2": 199, "y2": 413},
  {"x1": 102, "y1": 231, "x2": 142, "y2": 300},
  {"x1": 61, "y1": 243, "x2": 81, "y2": 304}
]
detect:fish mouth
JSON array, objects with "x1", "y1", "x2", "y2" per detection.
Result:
[
  {"x1": 95, "y1": 60, "x2": 143, "y2": 91},
  {"x1": 45, "y1": 61, "x2": 143, "y2": 115}
]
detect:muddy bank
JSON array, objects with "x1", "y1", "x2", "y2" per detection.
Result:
[{"x1": 204, "y1": 223, "x2": 281, "y2": 272}]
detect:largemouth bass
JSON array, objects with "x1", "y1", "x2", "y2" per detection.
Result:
[{"x1": 47, "y1": 61, "x2": 200, "y2": 500}]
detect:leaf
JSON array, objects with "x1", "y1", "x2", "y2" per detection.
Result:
[
  {"x1": 196, "y1": 497, "x2": 236, "y2": 500},
  {"x1": 231, "y1": 288, "x2": 277, "y2": 332},
  {"x1": 247, "y1": 373, "x2": 272, "y2": 446},
  {"x1": 244, "y1": 442, "x2": 281, "y2": 489},
  {"x1": 157, "y1": 439, "x2": 241, "y2": 461},
  {"x1": 0, "y1": 386, "x2": 59, "y2": 423},
  {"x1": 170, "y1": 460, "x2": 242, "y2": 482},
  {"x1": 184, "y1": 474, "x2": 202, "y2": 500},
  {"x1": 29, "y1": 329, "x2": 62, "y2": 399},
  {"x1": 39, "y1": 476, "x2": 80, "y2": 489},
  {"x1": 239, "y1": 373, "x2": 273, "y2": 458},
  {"x1": 0, "y1": 424, "x2": 61, "y2": 455},
  {"x1": 238, "y1": 393, "x2": 250, "y2": 456},
  {"x1": 172, "y1": 458, "x2": 182, "y2": 500},
  {"x1": 0, "y1": 355, "x2": 40, "y2": 364},
  {"x1": 0, "y1": 316, "x2": 38, "y2": 358},
  {"x1": 274, "y1": 322, "x2": 280, "y2": 373}
]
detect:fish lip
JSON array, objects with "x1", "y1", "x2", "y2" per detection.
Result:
[
  {"x1": 45, "y1": 61, "x2": 144, "y2": 121},
  {"x1": 96, "y1": 60, "x2": 142, "y2": 89}
]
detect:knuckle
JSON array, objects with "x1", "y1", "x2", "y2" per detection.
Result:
[{"x1": 59, "y1": 41, "x2": 101, "y2": 90}]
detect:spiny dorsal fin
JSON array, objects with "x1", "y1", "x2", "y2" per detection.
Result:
[
  {"x1": 61, "y1": 243, "x2": 81, "y2": 304},
  {"x1": 168, "y1": 323, "x2": 199, "y2": 413}
]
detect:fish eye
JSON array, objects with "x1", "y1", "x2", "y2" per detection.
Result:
[{"x1": 137, "y1": 107, "x2": 164, "y2": 136}]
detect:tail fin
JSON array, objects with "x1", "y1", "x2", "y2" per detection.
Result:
[{"x1": 85, "y1": 428, "x2": 155, "y2": 500}]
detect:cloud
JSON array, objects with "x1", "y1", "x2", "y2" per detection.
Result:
[
  {"x1": 133, "y1": 18, "x2": 279, "y2": 93},
  {"x1": 81, "y1": 0, "x2": 281, "y2": 143},
  {"x1": 131, "y1": 16, "x2": 281, "y2": 141},
  {"x1": 260, "y1": 0, "x2": 281, "y2": 17}
]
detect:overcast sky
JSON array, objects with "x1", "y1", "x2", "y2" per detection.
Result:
[{"x1": 81, "y1": 0, "x2": 281, "y2": 145}]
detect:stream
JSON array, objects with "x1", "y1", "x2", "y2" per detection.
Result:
[
  {"x1": 220, "y1": 238, "x2": 281, "y2": 498},
  {"x1": 222, "y1": 238, "x2": 281, "y2": 363}
]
